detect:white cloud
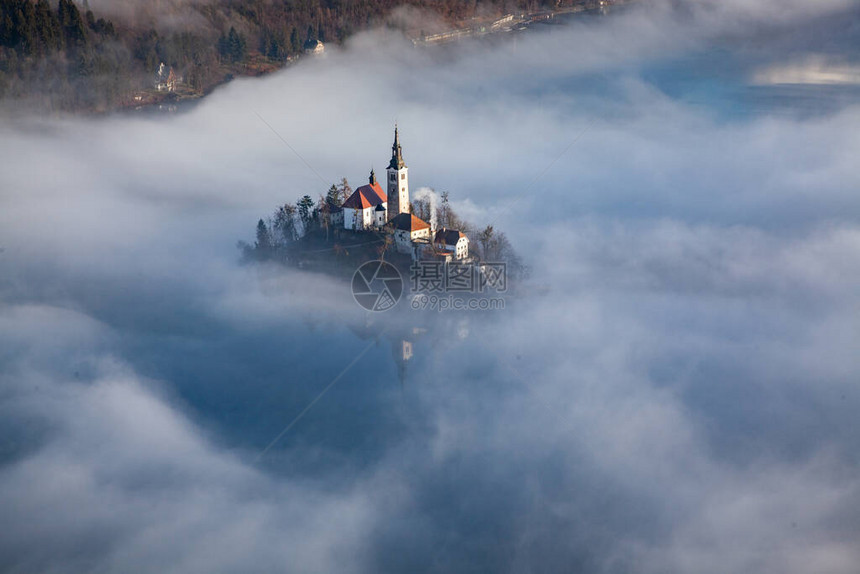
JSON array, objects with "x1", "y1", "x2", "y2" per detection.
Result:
[{"x1": 2, "y1": 1, "x2": 860, "y2": 571}]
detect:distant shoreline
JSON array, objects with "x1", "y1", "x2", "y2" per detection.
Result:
[{"x1": 120, "y1": 0, "x2": 635, "y2": 118}]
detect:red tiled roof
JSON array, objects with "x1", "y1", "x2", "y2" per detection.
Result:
[
  {"x1": 389, "y1": 213, "x2": 431, "y2": 232},
  {"x1": 342, "y1": 191, "x2": 371, "y2": 209},
  {"x1": 342, "y1": 182, "x2": 387, "y2": 210}
]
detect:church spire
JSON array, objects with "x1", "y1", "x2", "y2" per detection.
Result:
[
  {"x1": 386, "y1": 124, "x2": 409, "y2": 221},
  {"x1": 369, "y1": 168, "x2": 376, "y2": 185},
  {"x1": 389, "y1": 124, "x2": 405, "y2": 170}
]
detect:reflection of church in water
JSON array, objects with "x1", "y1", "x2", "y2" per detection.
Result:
[
  {"x1": 350, "y1": 314, "x2": 471, "y2": 386},
  {"x1": 392, "y1": 333, "x2": 417, "y2": 385}
]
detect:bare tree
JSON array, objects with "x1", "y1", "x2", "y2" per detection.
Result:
[
  {"x1": 272, "y1": 203, "x2": 298, "y2": 245},
  {"x1": 339, "y1": 177, "x2": 352, "y2": 203},
  {"x1": 438, "y1": 191, "x2": 451, "y2": 228},
  {"x1": 318, "y1": 194, "x2": 332, "y2": 241},
  {"x1": 377, "y1": 231, "x2": 395, "y2": 260},
  {"x1": 413, "y1": 197, "x2": 432, "y2": 222}
]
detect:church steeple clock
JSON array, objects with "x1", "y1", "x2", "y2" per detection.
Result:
[{"x1": 387, "y1": 124, "x2": 409, "y2": 221}]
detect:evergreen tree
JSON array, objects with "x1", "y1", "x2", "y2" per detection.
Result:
[
  {"x1": 297, "y1": 195, "x2": 315, "y2": 229},
  {"x1": 34, "y1": 0, "x2": 59, "y2": 53},
  {"x1": 58, "y1": 0, "x2": 87, "y2": 51},
  {"x1": 228, "y1": 27, "x2": 245, "y2": 62},
  {"x1": 217, "y1": 31, "x2": 228, "y2": 59},
  {"x1": 0, "y1": 14, "x2": 14, "y2": 49},
  {"x1": 255, "y1": 219, "x2": 273, "y2": 258},
  {"x1": 325, "y1": 184, "x2": 341, "y2": 207},
  {"x1": 289, "y1": 27, "x2": 300, "y2": 54},
  {"x1": 75, "y1": 50, "x2": 94, "y2": 76},
  {"x1": 19, "y1": 0, "x2": 37, "y2": 55},
  {"x1": 135, "y1": 28, "x2": 159, "y2": 71},
  {"x1": 261, "y1": 29, "x2": 283, "y2": 60}
]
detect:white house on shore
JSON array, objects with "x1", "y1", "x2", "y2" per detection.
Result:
[
  {"x1": 304, "y1": 39, "x2": 325, "y2": 55},
  {"x1": 154, "y1": 62, "x2": 178, "y2": 92}
]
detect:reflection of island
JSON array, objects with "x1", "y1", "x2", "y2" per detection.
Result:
[
  {"x1": 393, "y1": 337, "x2": 413, "y2": 386},
  {"x1": 390, "y1": 325, "x2": 438, "y2": 385},
  {"x1": 348, "y1": 316, "x2": 425, "y2": 387},
  {"x1": 348, "y1": 310, "x2": 474, "y2": 387}
]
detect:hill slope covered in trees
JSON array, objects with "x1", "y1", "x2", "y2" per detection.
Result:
[{"x1": 0, "y1": 0, "x2": 559, "y2": 113}]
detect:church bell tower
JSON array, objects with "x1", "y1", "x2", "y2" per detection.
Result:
[{"x1": 387, "y1": 125, "x2": 409, "y2": 221}]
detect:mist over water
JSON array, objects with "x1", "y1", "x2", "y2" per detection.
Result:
[{"x1": 2, "y1": 1, "x2": 860, "y2": 572}]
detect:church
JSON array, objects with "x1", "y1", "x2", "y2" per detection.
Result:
[{"x1": 339, "y1": 126, "x2": 470, "y2": 261}]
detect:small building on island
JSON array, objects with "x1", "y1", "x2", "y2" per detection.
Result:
[
  {"x1": 388, "y1": 213, "x2": 432, "y2": 255},
  {"x1": 434, "y1": 228, "x2": 469, "y2": 260},
  {"x1": 342, "y1": 170, "x2": 387, "y2": 231}
]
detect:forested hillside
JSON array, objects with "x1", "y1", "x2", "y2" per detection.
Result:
[{"x1": 0, "y1": 0, "x2": 555, "y2": 113}]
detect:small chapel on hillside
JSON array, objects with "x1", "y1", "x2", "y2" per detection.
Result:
[{"x1": 339, "y1": 126, "x2": 470, "y2": 261}]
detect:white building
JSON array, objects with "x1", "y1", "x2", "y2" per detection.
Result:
[
  {"x1": 389, "y1": 213, "x2": 431, "y2": 255},
  {"x1": 434, "y1": 228, "x2": 470, "y2": 259},
  {"x1": 304, "y1": 39, "x2": 325, "y2": 55},
  {"x1": 154, "y1": 62, "x2": 177, "y2": 92},
  {"x1": 387, "y1": 125, "x2": 409, "y2": 222},
  {"x1": 342, "y1": 171, "x2": 387, "y2": 231},
  {"x1": 374, "y1": 203, "x2": 386, "y2": 227},
  {"x1": 328, "y1": 204, "x2": 344, "y2": 227}
]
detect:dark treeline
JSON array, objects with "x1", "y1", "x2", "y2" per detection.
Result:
[
  {"x1": 0, "y1": 0, "x2": 557, "y2": 113},
  {"x1": 0, "y1": 0, "x2": 127, "y2": 110}
]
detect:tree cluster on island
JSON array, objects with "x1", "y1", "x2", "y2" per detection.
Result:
[{"x1": 238, "y1": 177, "x2": 525, "y2": 279}]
